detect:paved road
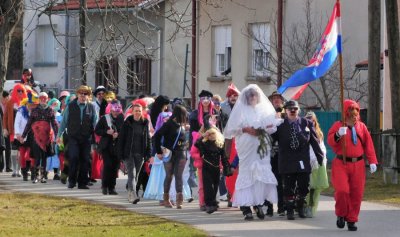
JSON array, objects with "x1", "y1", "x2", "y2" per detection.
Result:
[{"x1": 1, "y1": 172, "x2": 399, "y2": 237}]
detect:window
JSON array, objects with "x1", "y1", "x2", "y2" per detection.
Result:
[
  {"x1": 127, "y1": 56, "x2": 152, "y2": 96},
  {"x1": 250, "y1": 23, "x2": 270, "y2": 77},
  {"x1": 35, "y1": 25, "x2": 57, "y2": 65},
  {"x1": 95, "y1": 56, "x2": 119, "y2": 93},
  {"x1": 213, "y1": 25, "x2": 231, "y2": 76}
]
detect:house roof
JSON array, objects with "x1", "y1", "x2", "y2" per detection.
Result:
[
  {"x1": 355, "y1": 52, "x2": 384, "y2": 70},
  {"x1": 47, "y1": 0, "x2": 153, "y2": 12}
]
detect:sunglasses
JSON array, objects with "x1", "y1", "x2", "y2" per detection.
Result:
[
  {"x1": 80, "y1": 92, "x2": 89, "y2": 96},
  {"x1": 200, "y1": 96, "x2": 211, "y2": 101},
  {"x1": 213, "y1": 101, "x2": 220, "y2": 106},
  {"x1": 287, "y1": 107, "x2": 299, "y2": 111},
  {"x1": 17, "y1": 90, "x2": 24, "y2": 93}
]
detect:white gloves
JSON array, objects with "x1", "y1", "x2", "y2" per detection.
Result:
[
  {"x1": 310, "y1": 159, "x2": 319, "y2": 170},
  {"x1": 337, "y1": 127, "x2": 347, "y2": 136},
  {"x1": 3, "y1": 129, "x2": 8, "y2": 137},
  {"x1": 370, "y1": 164, "x2": 377, "y2": 173}
]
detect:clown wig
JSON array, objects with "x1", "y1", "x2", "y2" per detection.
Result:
[{"x1": 11, "y1": 83, "x2": 28, "y2": 106}]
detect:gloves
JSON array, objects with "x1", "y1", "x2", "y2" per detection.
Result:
[
  {"x1": 337, "y1": 127, "x2": 347, "y2": 136},
  {"x1": 223, "y1": 166, "x2": 233, "y2": 177},
  {"x1": 3, "y1": 129, "x2": 8, "y2": 137},
  {"x1": 310, "y1": 159, "x2": 319, "y2": 170},
  {"x1": 370, "y1": 164, "x2": 377, "y2": 173}
]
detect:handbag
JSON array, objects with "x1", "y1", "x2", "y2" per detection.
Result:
[{"x1": 162, "y1": 126, "x2": 181, "y2": 163}]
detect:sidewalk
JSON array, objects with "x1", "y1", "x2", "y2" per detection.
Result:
[{"x1": 1, "y1": 172, "x2": 399, "y2": 237}]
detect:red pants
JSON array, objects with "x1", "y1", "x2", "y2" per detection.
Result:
[
  {"x1": 91, "y1": 150, "x2": 103, "y2": 179},
  {"x1": 331, "y1": 158, "x2": 366, "y2": 222},
  {"x1": 19, "y1": 146, "x2": 33, "y2": 168}
]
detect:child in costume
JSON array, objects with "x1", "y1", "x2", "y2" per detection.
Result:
[
  {"x1": 46, "y1": 98, "x2": 61, "y2": 180},
  {"x1": 194, "y1": 126, "x2": 231, "y2": 214}
]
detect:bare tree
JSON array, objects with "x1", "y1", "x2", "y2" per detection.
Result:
[{"x1": 0, "y1": 0, "x2": 24, "y2": 92}]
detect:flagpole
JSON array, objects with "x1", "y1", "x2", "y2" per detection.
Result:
[{"x1": 337, "y1": 0, "x2": 347, "y2": 163}]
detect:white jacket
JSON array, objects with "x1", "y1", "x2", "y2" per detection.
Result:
[{"x1": 14, "y1": 109, "x2": 28, "y2": 138}]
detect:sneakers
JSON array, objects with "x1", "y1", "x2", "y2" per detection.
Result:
[
  {"x1": 219, "y1": 194, "x2": 228, "y2": 201},
  {"x1": 336, "y1": 216, "x2": 346, "y2": 229},
  {"x1": 277, "y1": 208, "x2": 285, "y2": 216},
  {"x1": 347, "y1": 222, "x2": 358, "y2": 231}
]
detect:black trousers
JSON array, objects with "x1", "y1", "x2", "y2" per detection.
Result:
[
  {"x1": 202, "y1": 165, "x2": 220, "y2": 207},
  {"x1": 101, "y1": 149, "x2": 119, "y2": 190},
  {"x1": 282, "y1": 172, "x2": 310, "y2": 200},
  {"x1": 271, "y1": 154, "x2": 284, "y2": 210},
  {"x1": 68, "y1": 138, "x2": 91, "y2": 186}
]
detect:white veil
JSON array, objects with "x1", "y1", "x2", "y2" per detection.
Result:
[{"x1": 224, "y1": 84, "x2": 277, "y2": 139}]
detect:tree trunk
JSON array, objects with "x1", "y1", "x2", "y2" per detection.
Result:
[
  {"x1": 368, "y1": 0, "x2": 381, "y2": 162},
  {"x1": 0, "y1": 0, "x2": 24, "y2": 91},
  {"x1": 385, "y1": 0, "x2": 400, "y2": 170}
]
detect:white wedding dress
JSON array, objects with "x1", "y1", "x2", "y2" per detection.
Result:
[{"x1": 224, "y1": 84, "x2": 280, "y2": 207}]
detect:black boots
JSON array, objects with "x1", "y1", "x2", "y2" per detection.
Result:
[
  {"x1": 336, "y1": 216, "x2": 345, "y2": 228},
  {"x1": 253, "y1": 205, "x2": 265, "y2": 219},
  {"x1": 297, "y1": 198, "x2": 306, "y2": 218},
  {"x1": 286, "y1": 200, "x2": 295, "y2": 220},
  {"x1": 347, "y1": 222, "x2": 358, "y2": 231}
]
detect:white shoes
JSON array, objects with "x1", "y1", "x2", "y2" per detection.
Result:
[{"x1": 219, "y1": 194, "x2": 228, "y2": 201}]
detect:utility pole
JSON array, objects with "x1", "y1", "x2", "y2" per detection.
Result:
[
  {"x1": 367, "y1": 0, "x2": 381, "y2": 161},
  {"x1": 385, "y1": 0, "x2": 400, "y2": 170},
  {"x1": 277, "y1": 0, "x2": 283, "y2": 87},
  {"x1": 79, "y1": 0, "x2": 87, "y2": 85}
]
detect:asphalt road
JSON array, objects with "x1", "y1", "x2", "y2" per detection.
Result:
[{"x1": 1, "y1": 172, "x2": 399, "y2": 237}]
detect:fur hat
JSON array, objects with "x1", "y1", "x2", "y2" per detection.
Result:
[{"x1": 198, "y1": 90, "x2": 213, "y2": 98}]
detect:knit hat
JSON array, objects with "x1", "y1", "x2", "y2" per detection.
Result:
[
  {"x1": 226, "y1": 83, "x2": 240, "y2": 98},
  {"x1": 93, "y1": 85, "x2": 107, "y2": 96},
  {"x1": 198, "y1": 90, "x2": 213, "y2": 98}
]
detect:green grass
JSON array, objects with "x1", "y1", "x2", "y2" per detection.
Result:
[
  {"x1": 0, "y1": 192, "x2": 207, "y2": 237},
  {"x1": 322, "y1": 169, "x2": 400, "y2": 206}
]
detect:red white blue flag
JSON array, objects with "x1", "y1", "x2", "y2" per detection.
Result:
[{"x1": 278, "y1": 1, "x2": 341, "y2": 100}]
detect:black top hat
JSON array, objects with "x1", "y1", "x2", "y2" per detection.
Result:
[
  {"x1": 198, "y1": 90, "x2": 213, "y2": 98},
  {"x1": 283, "y1": 100, "x2": 299, "y2": 109},
  {"x1": 268, "y1": 91, "x2": 284, "y2": 101}
]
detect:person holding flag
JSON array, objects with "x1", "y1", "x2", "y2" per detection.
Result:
[{"x1": 327, "y1": 99, "x2": 378, "y2": 231}]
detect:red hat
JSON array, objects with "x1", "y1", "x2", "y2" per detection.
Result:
[{"x1": 226, "y1": 83, "x2": 240, "y2": 97}]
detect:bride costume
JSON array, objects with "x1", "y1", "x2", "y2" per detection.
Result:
[{"x1": 224, "y1": 84, "x2": 281, "y2": 207}]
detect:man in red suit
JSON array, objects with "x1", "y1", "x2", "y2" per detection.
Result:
[{"x1": 327, "y1": 99, "x2": 378, "y2": 231}]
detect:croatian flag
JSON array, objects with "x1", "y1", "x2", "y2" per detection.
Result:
[{"x1": 278, "y1": 2, "x2": 341, "y2": 100}]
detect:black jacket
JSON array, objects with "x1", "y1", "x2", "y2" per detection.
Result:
[
  {"x1": 117, "y1": 116, "x2": 151, "y2": 161},
  {"x1": 95, "y1": 113, "x2": 124, "y2": 155},
  {"x1": 154, "y1": 119, "x2": 188, "y2": 155},
  {"x1": 272, "y1": 117, "x2": 323, "y2": 174}
]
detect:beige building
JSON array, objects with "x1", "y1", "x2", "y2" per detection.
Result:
[{"x1": 197, "y1": 0, "x2": 279, "y2": 99}]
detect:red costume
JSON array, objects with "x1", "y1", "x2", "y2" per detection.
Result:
[{"x1": 327, "y1": 100, "x2": 378, "y2": 224}]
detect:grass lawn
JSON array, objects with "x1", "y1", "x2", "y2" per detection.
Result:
[
  {"x1": 322, "y1": 169, "x2": 400, "y2": 206},
  {"x1": 0, "y1": 192, "x2": 207, "y2": 237}
]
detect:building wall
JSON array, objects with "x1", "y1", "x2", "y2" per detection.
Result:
[
  {"x1": 23, "y1": 0, "x2": 68, "y2": 93},
  {"x1": 198, "y1": 0, "x2": 279, "y2": 100},
  {"x1": 162, "y1": 0, "x2": 193, "y2": 99}
]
